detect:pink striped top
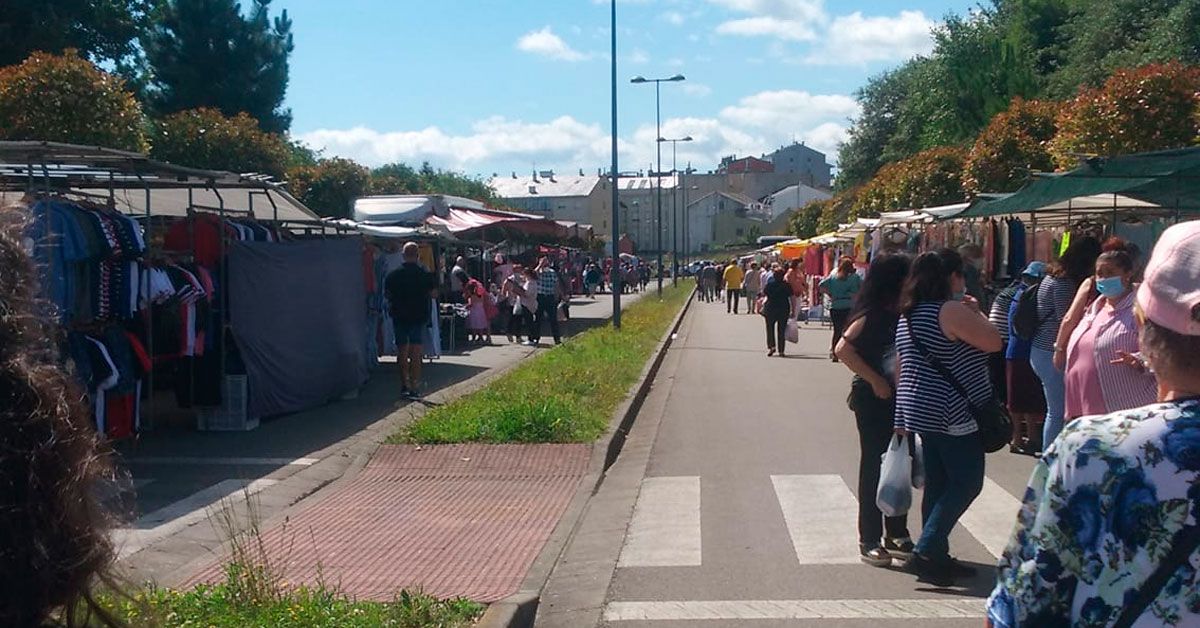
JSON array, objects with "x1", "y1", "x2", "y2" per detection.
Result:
[{"x1": 1064, "y1": 290, "x2": 1158, "y2": 418}]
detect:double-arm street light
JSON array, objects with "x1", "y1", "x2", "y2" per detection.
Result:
[
  {"x1": 631, "y1": 73, "x2": 685, "y2": 297},
  {"x1": 657, "y1": 135, "x2": 692, "y2": 286}
]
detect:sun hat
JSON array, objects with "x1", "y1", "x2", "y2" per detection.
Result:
[
  {"x1": 1137, "y1": 220, "x2": 1200, "y2": 336},
  {"x1": 1021, "y1": 261, "x2": 1046, "y2": 278}
]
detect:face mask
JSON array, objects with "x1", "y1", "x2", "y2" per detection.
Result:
[
  {"x1": 951, "y1": 290, "x2": 966, "y2": 301},
  {"x1": 1096, "y1": 276, "x2": 1126, "y2": 298}
]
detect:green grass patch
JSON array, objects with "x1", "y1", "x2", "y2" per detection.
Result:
[
  {"x1": 396, "y1": 285, "x2": 691, "y2": 444},
  {"x1": 98, "y1": 584, "x2": 482, "y2": 627}
]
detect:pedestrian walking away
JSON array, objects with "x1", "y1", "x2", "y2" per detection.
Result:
[
  {"x1": 762, "y1": 264, "x2": 793, "y2": 357},
  {"x1": 893, "y1": 249, "x2": 1003, "y2": 586},
  {"x1": 988, "y1": 220, "x2": 1200, "y2": 627},
  {"x1": 742, "y1": 261, "x2": 762, "y2": 314},
  {"x1": 834, "y1": 253, "x2": 915, "y2": 567},
  {"x1": 723, "y1": 259, "x2": 744, "y2": 314},
  {"x1": 385, "y1": 242, "x2": 438, "y2": 399},
  {"x1": 532, "y1": 256, "x2": 562, "y2": 345},
  {"x1": 1028, "y1": 237, "x2": 1101, "y2": 450},
  {"x1": 821, "y1": 257, "x2": 862, "y2": 362}
]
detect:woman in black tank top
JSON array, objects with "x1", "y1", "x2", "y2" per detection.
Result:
[{"x1": 835, "y1": 253, "x2": 913, "y2": 567}]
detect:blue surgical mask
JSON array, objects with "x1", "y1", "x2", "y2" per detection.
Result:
[
  {"x1": 951, "y1": 290, "x2": 966, "y2": 301},
  {"x1": 1096, "y1": 276, "x2": 1126, "y2": 298}
]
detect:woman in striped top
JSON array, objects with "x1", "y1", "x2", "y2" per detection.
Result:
[
  {"x1": 1063, "y1": 244, "x2": 1158, "y2": 418},
  {"x1": 1028, "y1": 237, "x2": 1101, "y2": 449},
  {"x1": 894, "y1": 249, "x2": 1004, "y2": 586}
]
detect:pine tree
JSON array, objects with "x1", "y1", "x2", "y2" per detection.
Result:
[{"x1": 143, "y1": 0, "x2": 293, "y2": 133}]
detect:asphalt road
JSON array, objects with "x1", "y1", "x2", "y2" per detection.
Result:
[{"x1": 549, "y1": 293, "x2": 1042, "y2": 627}]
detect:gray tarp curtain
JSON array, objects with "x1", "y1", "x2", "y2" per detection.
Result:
[{"x1": 229, "y1": 238, "x2": 368, "y2": 417}]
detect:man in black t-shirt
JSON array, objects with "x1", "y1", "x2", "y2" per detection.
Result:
[{"x1": 385, "y1": 242, "x2": 437, "y2": 399}]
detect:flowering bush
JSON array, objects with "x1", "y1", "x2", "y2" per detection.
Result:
[
  {"x1": 150, "y1": 108, "x2": 290, "y2": 177},
  {"x1": 1050, "y1": 62, "x2": 1200, "y2": 168},
  {"x1": 287, "y1": 158, "x2": 371, "y2": 219},
  {"x1": 964, "y1": 98, "x2": 1061, "y2": 193},
  {"x1": 0, "y1": 50, "x2": 147, "y2": 151},
  {"x1": 852, "y1": 146, "x2": 968, "y2": 217}
]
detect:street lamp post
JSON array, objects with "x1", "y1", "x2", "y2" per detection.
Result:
[
  {"x1": 657, "y1": 135, "x2": 692, "y2": 286},
  {"x1": 609, "y1": 0, "x2": 621, "y2": 328},
  {"x1": 631, "y1": 73, "x2": 684, "y2": 298}
]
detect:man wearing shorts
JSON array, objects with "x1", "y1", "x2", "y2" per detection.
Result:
[{"x1": 385, "y1": 242, "x2": 437, "y2": 399}]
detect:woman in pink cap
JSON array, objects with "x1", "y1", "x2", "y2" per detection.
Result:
[{"x1": 988, "y1": 220, "x2": 1200, "y2": 628}]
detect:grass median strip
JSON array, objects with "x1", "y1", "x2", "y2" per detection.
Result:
[{"x1": 395, "y1": 285, "x2": 691, "y2": 444}]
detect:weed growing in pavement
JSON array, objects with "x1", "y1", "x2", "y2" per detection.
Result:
[
  {"x1": 396, "y1": 284, "x2": 691, "y2": 444},
  {"x1": 97, "y1": 487, "x2": 483, "y2": 626}
]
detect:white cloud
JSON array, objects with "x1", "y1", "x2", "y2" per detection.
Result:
[
  {"x1": 682, "y1": 83, "x2": 712, "y2": 97},
  {"x1": 808, "y1": 11, "x2": 936, "y2": 64},
  {"x1": 708, "y1": 0, "x2": 935, "y2": 66},
  {"x1": 516, "y1": 27, "x2": 589, "y2": 62},
  {"x1": 662, "y1": 10, "x2": 685, "y2": 25},
  {"x1": 628, "y1": 48, "x2": 650, "y2": 64},
  {"x1": 719, "y1": 90, "x2": 859, "y2": 131},
  {"x1": 710, "y1": 0, "x2": 827, "y2": 41},
  {"x1": 298, "y1": 116, "x2": 610, "y2": 171},
  {"x1": 297, "y1": 89, "x2": 857, "y2": 175}
]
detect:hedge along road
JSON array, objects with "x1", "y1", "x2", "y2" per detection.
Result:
[{"x1": 393, "y1": 284, "x2": 692, "y2": 445}]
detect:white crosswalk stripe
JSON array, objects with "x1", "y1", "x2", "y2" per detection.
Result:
[
  {"x1": 772, "y1": 474, "x2": 861, "y2": 564},
  {"x1": 618, "y1": 476, "x2": 702, "y2": 567},
  {"x1": 604, "y1": 599, "x2": 986, "y2": 622},
  {"x1": 957, "y1": 477, "x2": 1023, "y2": 558},
  {"x1": 615, "y1": 474, "x2": 1023, "y2": 572}
]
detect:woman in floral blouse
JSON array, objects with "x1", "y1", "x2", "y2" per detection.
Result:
[{"x1": 987, "y1": 221, "x2": 1200, "y2": 627}]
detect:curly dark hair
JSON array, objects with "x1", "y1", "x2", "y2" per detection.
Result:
[{"x1": 0, "y1": 206, "x2": 122, "y2": 627}]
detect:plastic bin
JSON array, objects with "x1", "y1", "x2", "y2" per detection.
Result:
[{"x1": 196, "y1": 375, "x2": 259, "y2": 431}]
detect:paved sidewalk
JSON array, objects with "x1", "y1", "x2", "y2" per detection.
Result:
[
  {"x1": 187, "y1": 444, "x2": 591, "y2": 602},
  {"x1": 113, "y1": 291, "x2": 644, "y2": 588},
  {"x1": 540, "y1": 294, "x2": 1040, "y2": 627}
]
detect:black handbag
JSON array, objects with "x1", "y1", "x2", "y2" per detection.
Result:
[{"x1": 904, "y1": 316, "x2": 1012, "y2": 453}]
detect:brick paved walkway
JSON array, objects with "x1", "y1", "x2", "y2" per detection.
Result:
[{"x1": 188, "y1": 443, "x2": 590, "y2": 602}]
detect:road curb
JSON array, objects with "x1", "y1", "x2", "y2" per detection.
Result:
[{"x1": 477, "y1": 287, "x2": 696, "y2": 628}]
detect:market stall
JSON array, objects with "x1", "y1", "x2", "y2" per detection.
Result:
[{"x1": 0, "y1": 141, "x2": 367, "y2": 436}]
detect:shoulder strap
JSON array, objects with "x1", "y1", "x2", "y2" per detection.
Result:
[
  {"x1": 1111, "y1": 524, "x2": 1200, "y2": 628},
  {"x1": 903, "y1": 312, "x2": 977, "y2": 410}
]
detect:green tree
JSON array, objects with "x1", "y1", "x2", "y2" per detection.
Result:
[
  {"x1": 149, "y1": 108, "x2": 290, "y2": 176},
  {"x1": 1046, "y1": 0, "x2": 1200, "y2": 97},
  {"x1": 0, "y1": 0, "x2": 159, "y2": 70},
  {"x1": 143, "y1": 0, "x2": 293, "y2": 133},
  {"x1": 1050, "y1": 62, "x2": 1200, "y2": 167},
  {"x1": 836, "y1": 63, "x2": 921, "y2": 191},
  {"x1": 287, "y1": 158, "x2": 371, "y2": 219},
  {"x1": 817, "y1": 189, "x2": 862, "y2": 233},
  {"x1": 932, "y1": 12, "x2": 1038, "y2": 142},
  {"x1": 963, "y1": 98, "x2": 1060, "y2": 193},
  {"x1": 788, "y1": 199, "x2": 828, "y2": 239},
  {"x1": 0, "y1": 50, "x2": 147, "y2": 151}
]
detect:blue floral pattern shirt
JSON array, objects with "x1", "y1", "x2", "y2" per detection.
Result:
[{"x1": 987, "y1": 398, "x2": 1200, "y2": 627}]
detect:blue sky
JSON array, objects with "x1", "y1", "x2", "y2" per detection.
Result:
[{"x1": 278, "y1": 0, "x2": 976, "y2": 177}]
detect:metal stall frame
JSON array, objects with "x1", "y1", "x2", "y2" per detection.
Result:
[{"x1": 0, "y1": 141, "x2": 323, "y2": 436}]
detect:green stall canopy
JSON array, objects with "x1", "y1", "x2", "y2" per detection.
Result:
[{"x1": 961, "y1": 147, "x2": 1200, "y2": 218}]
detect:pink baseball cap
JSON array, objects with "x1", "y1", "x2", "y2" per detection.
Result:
[{"x1": 1137, "y1": 220, "x2": 1200, "y2": 336}]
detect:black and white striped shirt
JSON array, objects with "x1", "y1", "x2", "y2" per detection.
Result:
[
  {"x1": 1033, "y1": 275, "x2": 1076, "y2": 352},
  {"x1": 894, "y1": 302, "x2": 993, "y2": 436}
]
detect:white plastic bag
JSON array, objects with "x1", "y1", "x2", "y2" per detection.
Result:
[
  {"x1": 876, "y1": 434, "x2": 913, "y2": 517},
  {"x1": 785, "y1": 319, "x2": 799, "y2": 344},
  {"x1": 911, "y1": 434, "x2": 925, "y2": 489}
]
